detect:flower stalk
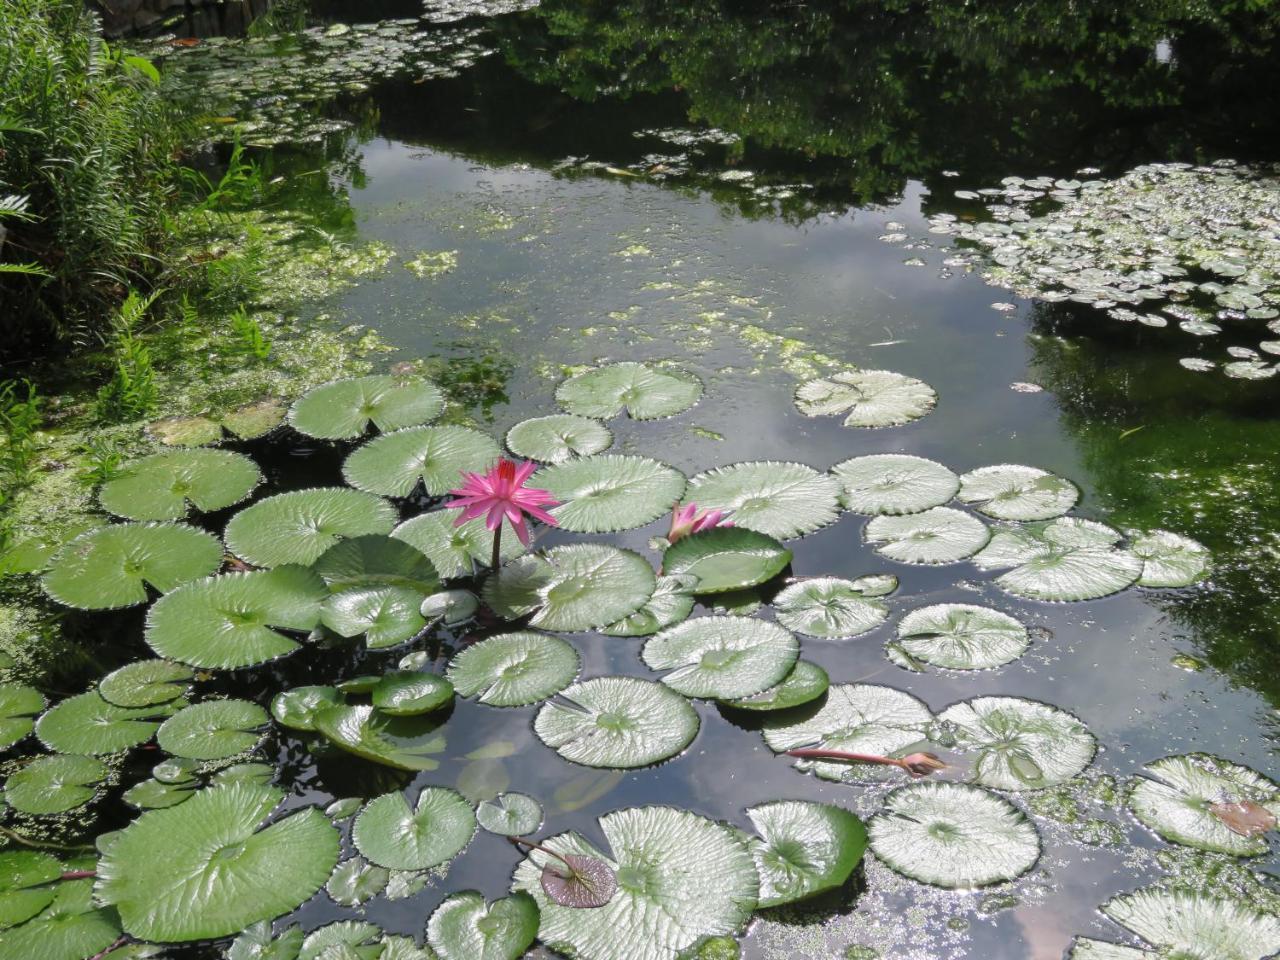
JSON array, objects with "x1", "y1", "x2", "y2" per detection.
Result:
[{"x1": 786, "y1": 748, "x2": 947, "y2": 777}]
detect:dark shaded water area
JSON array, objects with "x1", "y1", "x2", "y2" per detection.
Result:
[{"x1": 27, "y1": 2, "x2": 1280, "y2": 958}]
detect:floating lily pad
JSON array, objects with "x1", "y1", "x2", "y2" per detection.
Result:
[
  {"x1": 421, "y1": 589, "x2": 480, "y2": 626},
  {"x1": 298, "y1": 921, "x2": 382, "y2": 960},
  {"x1": 212, "y1": 763, "x2": 274, "y2": 788},
  {"x1": 0, "y1": 519, "x2": 103, "y2": 576},
  {"x1": 556, "y1": 362, "x2": 702, "y2": 420},
  {"x1": 343, "y1": 425, "x2": 501, "y2": 498},
  {"x1": 794, "y1": 369, "x2": 937, "y2": 428},
  {"x1": 642, "y1": 617, "x2": 799, "y2": 699},
  {"x1": 156, "y1": 699, "x2": 268, "y2": 761},
  {"x1": 506, "y1": 414, "x2": 613, "y2": 463},
  {"x1": 0, "y1": 877, "x2": 120, "y2": 960},
  {"x1": 476, "y1": 793, "x2": 543, "y2": 836},
  {"x1": 371, "y1": 672, "x2": 454, "y2": 716},
  {"x1": 661, "y1": 528, "x2": 791, "y2": 594},
  {"x1": 774, "y1": 577, "x2": 892, "y2": 639},
  {"x1": 0, "y1": 850, "x2": 61, "y2": 928},
  {"x1": 957, "y1": 465, "x2": 1080, "y2": 521},
  {"x1": 762, "y1": 684, "x2": 933, "y2": 783},
  {"x1": 98, "y1": 450, "x2": 261, "y2": 521},
  {"x1": 225, "y1": 488, "x2": 397, "y2": 567},
  {"x1": 313, "y1": 535, "x2": 440, "y2": 594},
  {"x1": 0, "y1": 683, "x2": 45, "y2": 749},
  {"x1": 1129, "y1": 530, "x2": 1212, "y2": 588},
  {"x1": 391, "y1": 511, "x2": 526, "y2": 579},
  {"x1": 96, "y1": 782, "x2": 339, "y2": 942},
  {"x1": 42, "y1": 523, "x2": 223, "y2": 610},
  {"x1": 427, "y1": 891, "x2": 540, "y2": 960},
  {"x1": 864, "y1": 507, "x2": 990, "y2": 565},
  {"x1": 326, "y1": 858, "x2": 389, "y2": 907},
  {"x1": 447, "y1": 631, "x2": 579, "y2": 707},
  {"x1": 322, "y1": 586, "x2": 429, "y2": 649},
  {"x1": 535, "y1": 455, "x2": 686, "y2": 533},
  {"x1": 98, "y1": 660, "x2": 193, "y2": 708},
  {"x1": 973, "y1": 517, "x2": 1142, "y2": 601},
  {"x1": 832, "y1": 454, "x2": 959, "y2": 515},
  {"x1": 1128, "y1": 754, "x2": 1280, "y2": 856},
  {"x1": 353, "y1": 787, "x2": 476, "y2": 870},
  {"x1": 150, "y1": 399, "x2": 287, "y2": 446},
  {"x1": 288, "y1": 376, "x2": 444, "y2": 439},
  {"x1": 721, "y1": 660, "x2": 830, "y2": 712},
  {"x1": 602, "y1": 575, "x2": 697, "y2": 637},
  {"x1": 869, "y1": 782, "x2": 1040, "y2": 888},
  {"x1": 935, "y1": 696, "x2": 1096, "y2": 790},
  {"x1": 271, "y1": 685, "x2": 341, "y2": 732},
  {"x1": 36, "y1": 691, "x2": 176, "y2": 755},
  {"x1": 682, "y1": 461, "x2": 841, "y2": 540},
  {"x1": 535, "y1": 676, "x2": 700, "y2": 769},
  {"x1": 4, "y1": 754, "x2": 108, "y2": 815},
  {"x1": 313, "y1": 704, "x2": 447, "y2": 771},
  {"x1": 1101, "y1": 888, "x2": 1280, "y2": 960},
  {"x1": 122, "y1": 778, "x2": 196, "y2": 811},
  {"x1": 890, "y1": 604, "x2": 1029, "y2": 671},
  {"x1": 748, "y1": 800, "x2": 868, "y2": 908},
  {"x1": 146, "y1": 565, "x2": 329, "y2": 669},
  {"x1": 483, "y1": 544, "x2": 655, "y2": 632}
]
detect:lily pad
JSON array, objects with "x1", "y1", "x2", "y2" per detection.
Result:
[
  {"x1": 864, "y1": 507, "x2": 990, "y2": 564},
  {"x1": 483, "y1": 544, "x2": 655, "y2": 632},
  {"x1": 150, "y1": 400, "x2": 287, "y2": 447},
  {"x1": 288, "y1": 375, "x2": 444, "y2": 439},
  {"x1": 534, "y1": 676, "x2": 699, "y2": 769},
  {"x1": 447, "y1": 631, "x2": 579, "y2": 707},
  {"x1": 156, "y1": 699, "x2": 269, "y2": 761},
  {"x1": 957, "y1": 465, "x2": 1080, "y2": 521},
  {"x1": 476, "y1": 793, "x2": 543, "y2": 836},
  {"x1": 1129, "y1": 530, "x2": 1211, "y2": 588},
  {"x1": 602, "y1": 575, "x2": 697, "y2": 637},
  {"x1": 774, "y1": 577, "x2": 892, "y2": 639},
  {"x1": 0, "y1": 683, "x2": 45, "y2": 749},
  {"x1": 890, "y1": 604, "x2": 1029, "y2": 671},
  {"x1": 720, "y1": 660, "x2": 830, "y2": 712},
  {"x1": 36, "y1": 691, "x2": 176, "y2": 755},
  {"x1": 271, "y1": 686, "x2": 343, "y2": 731},
  {"x1": 973, "y1": 517, "x2": 1142, "y2": 601},
  {"x1": 99, "y1": 660, "x2": 193, "y2": 708},
  {"x1": 794, "y1": 369, "x2": 937, "y2": 428},
  {"x1": 392, "y1": 511, "x2": 526, "y2": 579},
  {"x1": 748, "y1": 800, "x2": 868, "y2": 908},
  {"x1": 506, "y1": 414, "x2": 612, "y2": 463},
  {"x1": 371, "y1": 672, "x2": 454, "y2": 716},
  {"x1": 4, "y1": 754, "x2": 108, "y2": 815},
  {"x1": 832, "y1": 454, "x2": 959, "y2": 515},
  {"x1": 869, "y1": 782, "x2": 1040, "y2": 888},
  {"x1": 1128, "y1": 754, "x2": 1280, "y2": 856},
  {"x1": 313, "y1": 535, "x2": 440, "y2": 593},
  {"x1": 225, "y1": 488, "x2": 397, "y2": 567},
  {"x1": 534, "y1": 455, "x2": 686, "y2": 533},
  {"x1": 313, "y1": 704, "x2": 447, "y2": 771},
  {"x1": 0, "y1": 877, "x2": 121, "y2": 960},
  {"x1": 421, "y1": 589, "x2": 480, "y2": 625},
  {"x1": 298, "y1": 921, "x2": 382, "y2": 960},
  {"x1": 146, "y1": 565, "x2": 329, "y2": 669},
  {"x1": 95, "y1": 782, "x2": 339, "y2": 941},
  {"x1": 1067, "y1": 939, "x2": 1153, "y2": 960},
  {"x1": 427, "y1": 891, "x2": 539, "y2": 960},
  {"x1": 0, "y1": 850, "x2": 61, "y2": 928},
  {"x1": 42, "y1": 523, "x2": 223, "y2": 610},
  {"x1": 353, "y1": 787, "x2": 476, "y2": 870},
  {"x1": 512, "y1": 806, "x2": 757, "y2": 960},
  {"x1": 326, "y1": 858, "x2": 389, "y2": 907},
  {"x1": 662, "y1": 528, "x2": 792, "y2": 594},
  {"x1": 98, "y1": 449, "x2": 261, "y2": 521},
  {"x1": 343, "y1": 425, "x2": 501, "y2": 497},
  {"x1": 935, "y1": 696, "x2": 1096, "y2": 790},
  {"x1": 122, "y1": 778, "x2": 196, "y2": 811},
  {"x1": 683, "y1": 462, "x2": 841, "y2": 540},
  {"x1": 1101, "y1": 888, "x2": 1280, "y2": 960},
  {"x1": 556, "y1": 362, "x2": 703, "y2": 420},
  {"x1": 642, "y1": 617, "x2": 799, "y2": 699},
  {"x1": 322, "y1": 586, "x2": 429, "y2": 649}
]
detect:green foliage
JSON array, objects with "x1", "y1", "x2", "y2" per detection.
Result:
[
  {"x1": 0, "y1": 378, "x2": 42, "y2": 550},
  {"x1": 95, "y1": 290, "x2": 160, "y2": 422},
  {"x1": 228, "y1": 307, "x2": 272, "y2": 361}
]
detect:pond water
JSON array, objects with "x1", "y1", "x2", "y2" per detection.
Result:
[{"x1": 9, "y1": 3, "x2": 1280, "y2": 959}]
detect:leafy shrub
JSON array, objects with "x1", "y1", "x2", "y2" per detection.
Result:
[{"x1": 95, "y1": 290, "x2": 160, "y2": 422}]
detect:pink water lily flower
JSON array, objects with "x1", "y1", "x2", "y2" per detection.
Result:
[
  {"x1": 668, "y1": 503, "x2": 732, "y2": 543},
  {"x1": 444, "y1": 458, "x2": 559, "y2": 548}
]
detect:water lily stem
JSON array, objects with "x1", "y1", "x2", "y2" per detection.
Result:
[
  {"x1": 88, "y1": 936, "x2": 128, "y2": 960},
  {"x1": 491, "y1": 525, "x2": 501, "y2": 572},
  {"x1": 507, "y1": 836, "x2": 576, "y2": 877},
  {"x1": 61, "y1": 869, "x2": 96, "y2": 879},
  {"x1": 786, "y1": 748, "x2": 908, "y2": 770},
  {"x1": 0, "y1": 824, "x2": 94, "y2": 852}
]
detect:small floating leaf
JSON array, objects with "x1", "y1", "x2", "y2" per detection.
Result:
[
  {"x1": 506, "y1": 414, "x2": 612, "y2": 463},
  {"x1": 720, "y1": 660, "x2": 829, "y2": 712},
  {"x1": 298, "y1": 921, "x2": 382, "y2": 960},
  {"x1": 156, "y1": 699, "x2": 268, "y2": 760},
  {"x1": 353, "y1": 787, "x2": 476, "y2": 870},
  {"x1": 343, "y1": 425, "x2": 501, "y2": 497},
  {"x1": 795, "y1": 369, "x2": 936, "y2": 428},
  {"x1": 476, "y1": 793, "x2": 543, "y2": 836},
  {"x1": 683, "y1": 461, "x2": 841, "y2": 540},
  {"x1": 222, "y1": 399, "x2": 288, "y2": 440},
  {"x1": 421, "y1": 589, "x2": 479, "y2": 626},
  {"x1": 642, "y1": 616, "x2": 799, "y2": 699},
  {"x1": 892, "y1": 604, "x2": 1029, "y2": 671},
  {"x1": 555, "y1": 362, "x2": 702, "y2": 420},
  {"x1": 0, "y1": 683, "x2": 45, "y2": 749},
  {"x1": 864, "y1": 507, "x2": 990, "y2": 564},
  {"x1": 4, "y1": 754, "x2": 107, "y2": 814},
  {"x1": 973, "y1": 517, "x2": 1142, "y2": 601},
  {"x1": 447, "y1": 631, "x2": 579, "y2": 707},
  {"x1": 313, "y1": 704, "x2": 447, "y2": 771},
  {"x1": 1068, "y1": 938, "x2": 1154, "y2": 959},
  {"x1": 288, "y1": 375, "x2": 444, "y2": 439},
  {"x1": 831, "y1": 454, "x2": 959, "y2": 515},
  {"x1": 535, "y1": 455, "x2": 686, "y2": 533},
  {"x1": 601, "y1": 574, "x2": 697, "y2": 637},
  {"x1": 1129, "y1": 529, "x2": 1211, "y2": 587},
  {"x1": 371, "y1": 672, "x2": 454, "y2": 716},
  {"x1": 0, "y1": 877, "x2": 120, "y2": 960},
  {"x1": 935, "y1": 696, "x2": 1095, "y2": 789},
  {"x1": 98, "y1": 449, "x2": 261, "y2": 521},
  {"x1": 1101, "y1": 888, "x2": 1280, "y2": 960},
  {"x1": 225, "y1": 488, "x2": 397, "y2": 567},
  {"x1": 36, "y1": 691, "x2": 176, "y2": 755},
  {"x1": 661, "y1": 527, "x2": 791, "y2": 594},
  {"x1": 774, "y1": 577, "x2": 891, "y2": 639},
  {"x1": 122, "y1": 777, "x2": 196, "y2": 811},
  {"x1": 98, "y1": 660, "x2": 192, "y2": 708},
  {"x1": 392, "y1": 510, "x2": 526, "y2": 579},
  {"x1": 322, "y1": 586, "x2": 429, "y2": 649},
  {"x1": 748, "y1": 800, "x2": 867, "y2": 908},
  {"x1": 326, "y1": 857, "x2": 389, "y2": 907},
  {"x1": 427, "y1": 890, "x2": 539, "y2": 960}
]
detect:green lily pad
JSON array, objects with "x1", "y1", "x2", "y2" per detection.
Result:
[
  {"x1": 831, "y1": 454, "x2": 959, "y2": 515},
  {"x1": 42, "y1": 523, "x2": 223, "y2": 610},
  {"x1": 0, "y1": 877, "x2": 121, "y2": 960},
  {"x1": 1067, "y1": 938, "x2": 1154, "y2": 960},
  {"x1": 313, "y1": 535, "x2": 440, "y2": 593},
  {"x1": 476, "y1": 793, "x2": 543, "y2": 836},
  {"x1": 98, "y1": 660, "x2": 193, "y2": 708},
  {"x1": 1128, "y1": 754, "x2": 1280, "y2": 856},
  {"x1": 973, "y1": 517, "x2": 1142, "y2": 601},
  {"x1": 371, "y1": 672, "x2": 454, "y2": 716},
  {"x1": 1101, "y1": 888, "x2": 1280, "y2": 960},
  {"x1": 150, "y1": 399, "x2": 286, "y2": 446},
  {"x1": 720, "y1": 660, "x2": 830, "y2": 712},
  {"x1": 1129, "y1": 529, "x2": 1212, "y2": 587},
  {"x1": 794, "y1": 369, "x2": 937, "y2": 428},
  {"x1": 935, "y1": 696, "x2": 1096, "y2": 790},
  {"x1": 483, "y1": 544, "x2": 655, "y2": 632},
  {"x1": 322, "y1": 586, "x2": 429, "y2": 649},
  {"x1": 146, "y1": 565, "x2": 329, "y2": 669},
  {"x1": 36, "y1": 691, "x2": 177, "y2": 755},
  {"x1": 98, "y1": 449, "x2": 261, "y2": 521},
  {"x1": 535, "y1": 676, "x2": 700, "y2": 769},
  {"x1": 343, "y1": 425, "x2": 501, "y2": 497},
  {"x1": 864, "y1": 507, "x2": 990, "y2": 564},
  {"x1": 511, "y1": 806, "x2": 757, "y2": 960},
  {"x1": 326, "y1": 858, "x2": 389, "y2": 907},
  {"x1": 774, "y1": 577, "x2": 893, "y2": 639},
  {"x1": 869, "y1": 782, "x2": 1040, "y2": 888},
  {"x1": 447, "y1": 631, "x2": 579, "y2": 707},
  {"x1": 288, "y1": 375, "x2": 444, "y2": 439},
  {"x1": 314, "y1": 704, "x2": 447, "y2": 771},
  {"x1": 642, "y1": 616, "x2": 799, "y2": 699},
  {"x1": 391, "y1": 510, "x2": 526, "y2": 579},
  {"x1": 271, "y1": 686, "x2": 343, "y2": 731},
  {"x1": 661, "y1": 528, "x2": 791, "y2": 594},
  {"x1": 353, "y1": 787, "x2": 476, "y2": 870},
  {"x1": 427, "y1": 891, "x2": 540, "y2": 960},
  {"x1": 96, "y1": 782, "x2": 339, "y2": 942},
  {"x1": 298, "y1": 921, "x2": 382, "y2": 960},
  {"x1": 555, "y1": 362, "x2": 703, "y2": 420},
  {"x1": 748, "y1": 800, "x2": 868, "y2": 908},
  {"x1": 535, "y1": 455, "x2": 686, "y2": 533},
  {"x1": 225, "y1": 488, "x2": 397, "y2": 567},
  {"x1": 890, "y1": 604, "x2": 1029, "y2": 671},
  {"x1": 0, "y1": 519, "x2": 103, "y2": 576},
  {"x1": 602, "y1": 575, "x2": 697, "y2": 637},
  {"x1": 957, "y1": 465, "x2": 1080, "y2": 521},
  {"x1": 211, "y1": 763, "x2": 274, "y2": 788},
  {"x1": 421, "y1": 589, "x2": 479, "y2": 626},
  {"x1": 4, "y1": 754, "x2": 108, "y2": 815},
  {"x1": 156, "y1": 699, "x2": 269, "y2": 761},
  {"x1": 0, "y1": 683, "x2": 45, "y2": 749},
  {"x1": 122, "y1": 777, "x2": 196, "y2": 811},
  {"x1": 683, "y1": 461, "x2": 842, "y2": 540},
  {"x1": 0, "y1": 850, "x2": 61, "y2": 928},
  {"x1": 506, "y1": 414, "x2": 613, "y2": 463}
]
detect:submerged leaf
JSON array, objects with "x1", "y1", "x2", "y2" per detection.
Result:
[
  {"x1": 774, "y1": 577, "x2": 891, "y2": 639},
  {"x1": 343, "y1": 425, "x2": 501, "y2": 497},
  {"x1": 98, "y1": 449, "x2": 261, "y2": 522},
  {"x1": 353, "y1": 787, "x2": 476, "y2": 870},
  {"x1": 447, "y1": 631, "x2": 579, "y2": 707},
  {"x1": 506, "y1": 414, "x2": 613, "y2": 464},
  {"x1": 642, "y1": 617, "x2": 799, "y2": 699},
  {"x1": 683, "y1": 461, "x2": 841, "y2": 540},
  {"x1": 661, "y1": 527, "x2": 791, "y2": 594},
  {"x1": 864, "y1": 507, "x2": 989, "y2": 564},
  {"x1": 427, "y1": 890, "x2": 539, "y2": 960},
  {"x1": 225, "y1": 488, "x2": 397, "y2": 567},
  {"x1": 794, "y1": 369, "x2": 936, "y2": 428},
  {"x1": 957, "y1": 464, "x2": 1079, "y2": 521},
  {"x1": 535, "y1": 455, "x2": 686, "y2": 533},
  {"x1": 748, "y1": 800, "x2": 867, "y2": 908},
  {"x1": 891, "y1": 604, "x2": 1029, "y2": 671},
  {"x1": 555, "y1": 362, "x2": 702, "y2": 420},
  {"x1": 832, "y1": 454, "x2": 959, "y2": 515},
  {"x1": 314, "y1": 704, "x2": 447, "y2": 771},
  {"x1": 288, "y1": 375, "x2": 444, "y2": 439}
]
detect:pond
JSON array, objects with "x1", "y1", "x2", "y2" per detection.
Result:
[{"x1": 4, "y1": 2, "x2": 1280, "y2": 959}]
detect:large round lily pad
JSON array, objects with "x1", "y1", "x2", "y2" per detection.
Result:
[
  {"x1": 506, "y1": 414, "x2": 612, "y2": 464},
  {"x1": 225, "y1": 488, "x2": 397, "y2": 567},
  {"x1": 343, "y1": 425, "x2": 501, "y2": 497},
  {"x1": 869, "y1": 782, "x2": 1040, "y2": 888},
  {"x1": 36, "y1": 691, "x2": 177, "y2": 755},
  {"x1": 288, "y1": 375, "x2": 444, "y2": 439},
  {"x1": 1100, "y1": 888, "x2": 1280, "y2": 960},
  {"x1": 391, "y1": 511, "x2": 526, "y2": 579},
  {"x1": 156, "y1": 699, "x2": 269, "y2": 761},
  {"x1": 98, "y1": 449, "x2": 260, "y2": 523},
  {"x1": 973, "y1": 517, "x2": 1143, "y2": 602},
  {"x1": 794, "y1": 369, "x2": 937, "y2": 428},
  {"x1": 748, "y1": 800, "x2": 868, "y2": 908},
  {"x1": 0, "y1": 683, "x2": 45, "y2": 749},
  {"x1": 721, "y1": 660, "x2": 830, "y2": 712},
  {"x1": 353, "y1": 787, "x2": 476, "y2": 871},
  {"x1": 534, "y1": 455, "x2": 686, "y2": 533},
  {"x1": 447, "y1": 631, "x2": 580, "y2": 707},
  {"x1": 4, "y1": 754, "x2": 108, "y2": 815},
  {"x1": 957, "y1": 464, "x2": 1080, "y2": 521},
  {"x1": 661, "y1": 527, "x2": 791, "y2": 594},
  {"x1": 683, "y1": 461, "x2": 842, "y2": 540},
  {"x1": 313, "y1": 704, "x2": 448, "y2": 771},
  {"x1": 774, "y1": 577, "x2": 892, "y2": 639},
  {"x1": 890, "y1": 604, "x2": 1029, "y2": 671},
  {"x1": 555, "y1": 362, "x2": 703, "y2": 420},
  {"x1": 832, "y1": 454, "x2": 959, "y2": 515},
  {"x1": 95, "y1": 782, "x2": 339, "y2": 942},
  {"x1": 642, "y1": 617, "x2": 799, "y2": 699},
  {"x1": 98, "y1": 660, "x2": 192, "y2": 708},
  {"x1": 864, "y1": 507, "x2": 990, "y2": 564},
  {"x1": 534, "y1": 676, "x2": 699, "y2": 769},
  {"x1": 427, "y1": 891, "x2": 539, "y2": 960},
  {"x1": 1129, "y1": 529, "x2": 1212, "y2": 588}
]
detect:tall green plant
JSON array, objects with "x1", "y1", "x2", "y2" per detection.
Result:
[{"x1": 95, "y1": 290, "x2": 160, "y2": 422}]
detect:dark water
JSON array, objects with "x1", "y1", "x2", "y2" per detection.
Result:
[{"x1": 50, "y1": 2, "x2": 1280, "y2": 958}]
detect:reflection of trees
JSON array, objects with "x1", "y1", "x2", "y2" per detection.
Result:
[{"x1": 1025, "y1": 304, "x2": 1280, "y2": 706}]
